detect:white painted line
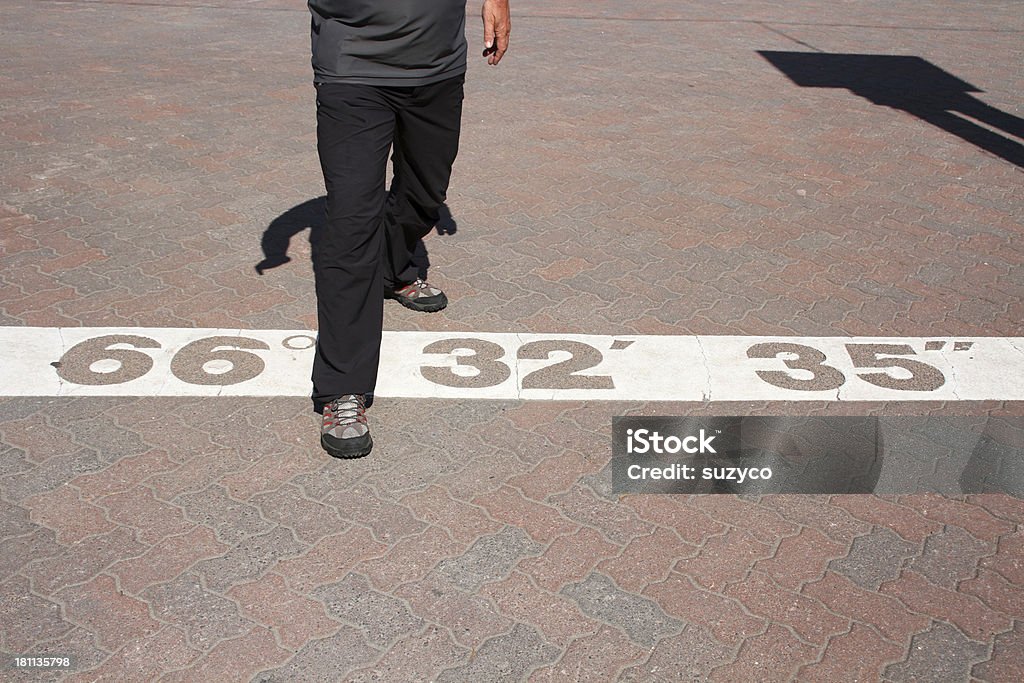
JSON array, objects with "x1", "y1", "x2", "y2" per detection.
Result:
[{"x1": 1, "y1": 327, "x2": 1022, "y2": 401}]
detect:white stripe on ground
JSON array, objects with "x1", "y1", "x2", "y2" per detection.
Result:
[{"x1": 1, "y1": 327, "x2": 1022, "y2": 400}]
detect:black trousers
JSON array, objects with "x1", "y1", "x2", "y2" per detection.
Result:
[{"x1": 311, "y1": 73, "x2": 465, "y2": 407}]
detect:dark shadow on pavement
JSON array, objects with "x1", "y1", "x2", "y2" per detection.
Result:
[
  {"x1": 257, "y1": 198, "x2": 455, "y2": 277},
  {"x1": 255, "y1": 196, "x2": 325, "y2": 275},
  {"x1": 758, "y1": 51, "x2": 1023, "y2": 167}
]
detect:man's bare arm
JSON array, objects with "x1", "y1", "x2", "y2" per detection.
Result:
[{"x1": 481, "y1": 0, "x2": 511, "y2": 65}]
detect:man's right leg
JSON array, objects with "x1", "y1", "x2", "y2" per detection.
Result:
[{"x1": 311, "y1": 82, "x2": 395, "y2": 457}]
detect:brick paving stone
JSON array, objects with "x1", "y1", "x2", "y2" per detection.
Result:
[
  {"x1": 880, "y1": 570, "x2": 1012, "y2": 642},
  {"x1": 754, "y1": 527, "x2": 848, "y2": 590},
  {"x1": 347, "y1": 625, "x2": 469, "y2": 683},
  {"x1": 70, "y1": 449, "x2": 177, "y2": 501},
  {"x1": 250, "y1": 483, "x2": 346, "y2": 544},
  {"x1": 67, "y1": 627, "x2": 200, "y2": 682},
  {"x1": 518, "y1": 526, "x2": 620, "y2": 592},
  {"x1": 0, "y1": 448, "x2": 104, "y2": 502},
  {"x1": 435, "y1": 526, "x2": 543, "y2": 591},
  {"x1": 618, "y1": 624, "x2": 733, "y2": 682},
  {"x1": 597, "y1": 527, "x2": 697, "y2": 593},
  {"x1": 972, "y1": 621, "x2": 1024, "y2": 682},
  {"x1": 802, "y1": 571, "x2": 930, "y2": 644},
  {"x1": 689, "y1": 493, "x2": 801, "y2": 545},
  {"x1": 507, "y1": 450, "x2": 598, "y2": 502},
  {"x1": 11, "y1": 626, "x2": 110, "y2": 680},
  {"x1": 174, "y1": 484, "x2": 274, "y2": 545},
  {"x1": 761, "y1": 495, "x2": 872, "y2": 544},
  {"x1": 191, "y1": 526, "x2": 307, "y2": 593},
  {"x1": 141, "y1": 572, "x2": 252, "y2": 651},
  {"x1": 357, "y1": 525, "x2": 465, "y2": 591},
  {"x1": 162, "y1": 626, "x2": 291, "y2": 683},
  {"x1": 325, "y1": 486, "x2": 427, "y2": 543},
  {"x1": 959, "y1": 567, "x2": 1024, "y2": 620},
  {"x1": 109, "y1": 525, "x2": 228, "y2": 595},
  {"x1": 400, "y1": 485, "x2": 503, "y2": 544},
  {"x1": 561, "y1": 572, "x2": 683, "y2": 647},
  {"x1": 218, "y1": 450, "x2": 323, "y2": 502},
  {"x1": 0, "y1": 575, "x2": 74, "y2": 652},
  {"x1": 252, "y1": 626, "x2": 381, "y2": 682},
  {"x1": 832, "y1": 495, "x2": 942, "y2": 543},
  {"x1": 709, "y1": 623, "x2": 818, "y2": 683},
  {"x1": 21, "y1": 486, "x2": 116, "y2": 545},
  {"x1": 550, "y1": 484, "x2": 654, "y2": 546},
  {"x1": 909, "y1": 525, "x2": 993, "y2": 589},
  {"x1": 96, "y1": 487, "x2": 194, "y2": 545},
  {"x1": 274, "y1": 526, "x2": 388, "y2": 593},
  {"x1": 0, "y1": 526, "x2": 61, "y2": 582},
  {"x1": 144, "y1": 449, "x2": 243, "y2": 503},
  {"x1": 24, "y1": 525, "x2": 147, "y2": 596},
  {"x1": 394, "y1": 574, "x2": 514, "y2": 649},
  {"x1": 56, "y1": 574, "x2": 162, "y2": 652},
  {"x1": 473, "y1": 486, "x2": 578, "y2": 544},
  {"x1": 480, "y1": 570, "x2": 601, "y2": 648},
  {"x1": 883, "y1": 621, "x2": 990, "y2": 683},
  {"x1": 724, "y1": 571, "x2": 848, "y2": 646},
  {"x1": 901, "y1": 494, "x2": 1017, "y2": 542},
  {"x1": 797, "y1": 622, "x2": 904, "y2": 682},
  {"x1": 438, "y1": 623, "x2": 560, "y2": 683},
  {"x1": 532, "y1": 624, "x2": 647, "y2": 682},
  {"x1": 313, "y1": 573, "x2": 424, "y2": 648},
  {"x1": 828, "y1": 527, "x2": 918, "y2": 591},
  {"x1": 622, "y1": 494, "x2": 728, "y2": 545},
  {"x1": 226, "y1": 573, "x2": 337, "y2": 651},
  {"x1": 979, "y1": 529, "x2": 1024, "y2": 584},
  {"x1": 674, "y1": 527, "x2": 774, "y2": 591},
  {"x1": 643, "y1": 572, "x2": 765, "y2": 646}
]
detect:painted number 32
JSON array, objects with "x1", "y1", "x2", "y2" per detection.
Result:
[{"x1": 420, "y1": 338, "x2": 614, "y2": 390}]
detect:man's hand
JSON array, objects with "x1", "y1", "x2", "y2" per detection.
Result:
[{"x1": 481, "y1": 0, "x2": 510, "y2": 65}]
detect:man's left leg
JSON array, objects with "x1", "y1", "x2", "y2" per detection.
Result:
[{"x1": 382, "y1": 73, "x2": 465, "y2": 312}]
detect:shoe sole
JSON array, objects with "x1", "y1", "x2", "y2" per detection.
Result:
[
  {"x1": 320, "y1": 434, "x2": 373, "y2": 459},
  {"x1": 385, "y1": 292, "x2": 448, "y2": 313}
]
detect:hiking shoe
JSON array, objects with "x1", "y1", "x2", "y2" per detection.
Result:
[
  {"x1": 320, "y1": 394, "x2": 372, "y2": 459},
  {"x1": 385, "y1": 278, "x2": 448, "y2": 312}
]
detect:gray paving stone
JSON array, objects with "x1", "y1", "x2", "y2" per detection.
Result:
[
  {"x1": 829, "y1": 528, "x2": 918, "y2": 590},
  {"x1": 619, "y1": 624, "x2": 733, "y2": 682},
  {"x1": 175, "y1": 484, "x2": 275, "y2": 545},
  {"x1": 192, "y1": 526, "x2": 307, "y2": 593},
  {"x1": 435, "y1": 623, "x2": 560, "y2": 683},
  {"x1": 561, "y1": 572, "x2": 684, "y2": 646},
  {"x1": 910, "y1": 525, "x2": 992, "y2": 589},
  {"x1": 1, "y1": 448, "x2": 104, "y2": 502},
  {"x1": 141, "y1": 572, "x2": 250, "y2": 651},
  {"x1": 435, "y1": 526, "x2": 543, "y2": 591},
  {"x1": 253, "y1": 625, "x2": 380, "y2": 682},
  {"x1": 0, "y1": 444, "x2": 32, "y2": 478},
  {"x1": 884, "y1": 621, "x2": 989, "y2": 683},
  {"x1": 312, "y1": 573, "x2": 424, "y2": 648}
]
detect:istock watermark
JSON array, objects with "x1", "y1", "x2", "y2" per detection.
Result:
[{"x1": 611, "y1": 416, "x2": 1024, "y2": 496}]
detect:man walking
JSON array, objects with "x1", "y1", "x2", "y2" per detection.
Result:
[{"x1": 307, "y1": 0, "x2": 511, "y2": 458}]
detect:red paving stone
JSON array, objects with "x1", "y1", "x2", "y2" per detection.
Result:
[{"x1": 1, "y1": 0, "x2": 1023, "y2": 680}]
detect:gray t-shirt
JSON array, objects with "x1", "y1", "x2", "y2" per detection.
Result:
[{"x1": 309, "y1": 0, "x2": 468, "y2": 86}]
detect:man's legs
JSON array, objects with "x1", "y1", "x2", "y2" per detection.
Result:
[
  {"x1": 382, "y1": 74, "x2": 466, "y2": 294},
  {"x1": 311, "y1": 83, "x2": 395, "y2": 410}
]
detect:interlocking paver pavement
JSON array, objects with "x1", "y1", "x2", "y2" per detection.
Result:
[{"x1": 2, "y1": 0, "x2": 1022, "y2": 680}]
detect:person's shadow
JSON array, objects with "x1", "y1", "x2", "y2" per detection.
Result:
[
  {"x1": 256, "y1": 197, "x2": 457, "y2": 276},
  {"x1": 759, "y1": 52, "x2": 1023, "y2": 167}
]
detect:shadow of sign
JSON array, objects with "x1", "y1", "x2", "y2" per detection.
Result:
[{"x1": 758, "y1": 51, "x2": 1023, "y2": 167}]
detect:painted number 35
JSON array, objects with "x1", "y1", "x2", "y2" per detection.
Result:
[{"x1": 748, "y1": 342, "x2": 946, "y2": 391}]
